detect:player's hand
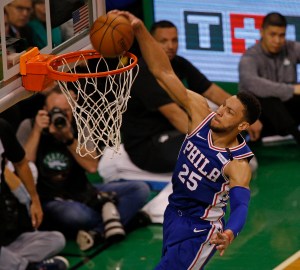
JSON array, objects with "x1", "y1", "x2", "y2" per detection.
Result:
[
  {"x1": 30, "y1": 197, "x2": 43, "y2": 229},
  {"x1": 210, "y1": 231, "x2": 231, "y2": 256},
  {"x1": 248, "y1": 119, "x2": 263, "y2": 141},
  {"x1": 108, "y1": 10, "x2": 142, "y2": 31},
  {"x1": 34, "y1": 110, "x2": 50, "y2": 132}
]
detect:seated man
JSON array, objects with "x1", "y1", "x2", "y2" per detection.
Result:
[
  {"x1": 16, "y1": 86, "x2": 150, "y2": 250},
  {"x1": 239, "y1": 12, "x2": 300, "y2": 143},
  {"x1": 0, "y1": 118, "x2": 68, "y2": 270},
  {"x1": 4, "y1": 0, "x2": 34, "y2": 51}
]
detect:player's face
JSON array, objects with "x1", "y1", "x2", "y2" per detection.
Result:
[
  {"x1": 210, "y1": 96, "x2": 248, "y2": 133},
  {"x1": 152, "y1": 27, "x2": 178, "y2": 60},
  {"x1": 260, "y1": 25, "x2": 286, "y2": 54}
]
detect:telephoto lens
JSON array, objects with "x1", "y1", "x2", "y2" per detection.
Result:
[{"x1": 102, "y1": 202, "x2": 125, "y2": 241}]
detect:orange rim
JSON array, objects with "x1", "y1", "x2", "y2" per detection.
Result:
[{"x1": 47, "y1": 50, "x2": 138, "y2": 82}]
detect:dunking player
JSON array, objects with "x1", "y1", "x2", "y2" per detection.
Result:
[{"x1": 110, "y1": 10, "x2": 262, "y2": 269}]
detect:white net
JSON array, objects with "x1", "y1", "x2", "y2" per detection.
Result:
[{"x1": 53, "y1": 53, "x2": 139, "y2": 158}]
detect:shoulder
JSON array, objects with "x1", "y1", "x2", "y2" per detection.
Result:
[
  {"x1": 286, "y1": 40, "x2": 300, "y2": 51},
  {"x1": 224, "y1": 158, "x2": 252, "y2": 188},
  {"x1": 242, "y1": 43, "x2": 261, "y2": 58},
  {"x1": 239, "y1": 43, "x2": 262, "y2": 67}
]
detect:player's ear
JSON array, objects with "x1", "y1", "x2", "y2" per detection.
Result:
[{"x1": 238, "y1": 121, "x2": 249, "y2": 131}]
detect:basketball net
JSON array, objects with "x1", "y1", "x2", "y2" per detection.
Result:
[{"x1": 20, "y1": 48, "x2": 139, "y2": 158}]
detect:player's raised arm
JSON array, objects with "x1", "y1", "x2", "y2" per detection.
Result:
[
  {"x1": 109, "y1": 10, "x2": 210, "y2": 131},
  {"x1": 111, "y1": 10, "x2": 188, "y2": 108},
  {"x1": 118, "y1": 11, "x2": 189, "y2": 107}
]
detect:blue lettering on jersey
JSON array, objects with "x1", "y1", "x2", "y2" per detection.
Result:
[{"x1": 182, "y1": 140, "x2": 221, "y2": 188}]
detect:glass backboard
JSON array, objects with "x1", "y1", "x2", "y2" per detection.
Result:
[{"x1": 0, "y1": 0, "x2": 105, "y2": 112}]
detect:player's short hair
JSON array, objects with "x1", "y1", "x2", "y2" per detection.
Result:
[
  {"x1": 262, "y1": 12, "x2": 287, "y2": 29},
  {"x1": 150, "y1": 20, "x2": 177, "y2": 35},
  {"x1": 237, "y1": 92, "x2": 261, "y2": 125}
]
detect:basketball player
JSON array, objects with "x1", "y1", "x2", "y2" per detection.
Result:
[{"x1": 110, "y1": 10, "x2": 262, "y2": 269}]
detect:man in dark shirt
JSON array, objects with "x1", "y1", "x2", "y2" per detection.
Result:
[
  {"x1": 122, "y1": 20, "x2": 262, "y2": 173},
  {"x1": 0, "y1": 118, "x2": 68, "y2": 270},
  {"x1": 17, "y1": 86, "x2": 150, "y2": 249}
]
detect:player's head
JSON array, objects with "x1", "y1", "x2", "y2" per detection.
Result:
[
  {"x1": 260, "y1": 12, "x2": 287, "y2": 54},
  {"x1": 210, "y1": 92, "x2": 261, "y2": 134},
  {"x1": 150, "y1": 20, "x2": 178, "y2": 60}
]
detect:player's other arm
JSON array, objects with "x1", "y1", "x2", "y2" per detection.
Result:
[
  {"x1": 211, "y1": 159, "x2": 252, "y2": 256},
  {"x1": 133, "y1": 16, "x2": 189, "y2": 110},
  {"x1": 111, "y1": 10, "x2": 210, "y2": 131}
]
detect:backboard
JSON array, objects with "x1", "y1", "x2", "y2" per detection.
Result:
[{"x1": 0, "y1": 0, "x2": 105, "y2": 113}]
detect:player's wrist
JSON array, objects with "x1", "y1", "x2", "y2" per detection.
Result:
[{"x1": 223, "y1": 230, "x2": 234, "y2": 244}]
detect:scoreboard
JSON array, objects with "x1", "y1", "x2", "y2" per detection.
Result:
[{"x1": 153, "y1": 0, "x2": 300, "y2": 82}]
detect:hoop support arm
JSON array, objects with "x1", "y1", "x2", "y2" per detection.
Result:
[{"x1": 20, "y1": 47, "x2": 55, "y2": 92}]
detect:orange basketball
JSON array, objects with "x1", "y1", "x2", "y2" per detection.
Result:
[{"x1": 90, "y1": 13, "x2": 134, "y2": 57}]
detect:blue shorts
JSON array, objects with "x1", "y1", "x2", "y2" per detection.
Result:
[{"x1": 155, "y1": 205, "x2": 223, "y2": 270}]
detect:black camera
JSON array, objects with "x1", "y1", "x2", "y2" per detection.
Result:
[{"x1": 48, "y1": 107, "x2": 67, "y2": 129}]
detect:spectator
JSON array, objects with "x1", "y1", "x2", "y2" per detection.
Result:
[
  {"x1": 16, "y1": 86, "x2": 150, "y2": 250},
  {"x1": 239, "y1": 12, "x2": 300, "y2": 143},
  {"x1": 28, "y1": 0, "x2": 62, "y2": 49},
  {"x1": 121, "y1": 20, "x2": 262, "y2": 174},
  {"x1": 4, "y1": 0, "x2": 34, "y2": 52},
  {"x1": 0, "y1": 118, "x2": 68, "y2": 270},
  {"x1": 2, "y1": 0, "x2": 39, "y2": 132}
]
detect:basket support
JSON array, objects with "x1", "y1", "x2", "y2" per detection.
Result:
[{"x1": 20, "y1": 47, "x2": 55, "y2": 91}]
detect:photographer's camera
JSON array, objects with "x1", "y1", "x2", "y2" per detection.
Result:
[
  {"x1": 48, "y1": 107, "x2": 67, "y2": 129},
  {"x1": 77, "y1": 191, "x2": 125, "y2": 250}
]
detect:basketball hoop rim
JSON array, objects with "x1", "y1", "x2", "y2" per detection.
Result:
[{"x1": 47, "y1": 50, "x2": 138, "y2": 82}]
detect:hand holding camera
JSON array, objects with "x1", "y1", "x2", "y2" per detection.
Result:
[
  {"x1": 35, "y1": 107, "x2": 74, "y2": 144},
  {"x1": 34, "y1": 110, "x2": 51, "y2": 132}
]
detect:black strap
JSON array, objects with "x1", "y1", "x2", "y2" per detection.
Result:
[{"x1": 225, "y1": 148, "x2": 234, "y2": 161}]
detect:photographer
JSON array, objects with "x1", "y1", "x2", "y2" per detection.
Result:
[{"x1": 16, "y1": 86, "x2": 151, "y2": 250}]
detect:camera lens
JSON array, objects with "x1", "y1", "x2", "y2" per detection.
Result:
[
  {"x1": 53, "y1": 116, "x2": 66, "y2": 128},
  {"x1": 49, "y1": 107, "x2": 67, "y2": 129},
  {"x1": 102, "y1": 202, "x2": 125, "y2": 241}
]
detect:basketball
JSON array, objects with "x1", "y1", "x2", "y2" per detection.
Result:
[{"x1": 90, "y1": 13, "x2": 134, "y2": 57}]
